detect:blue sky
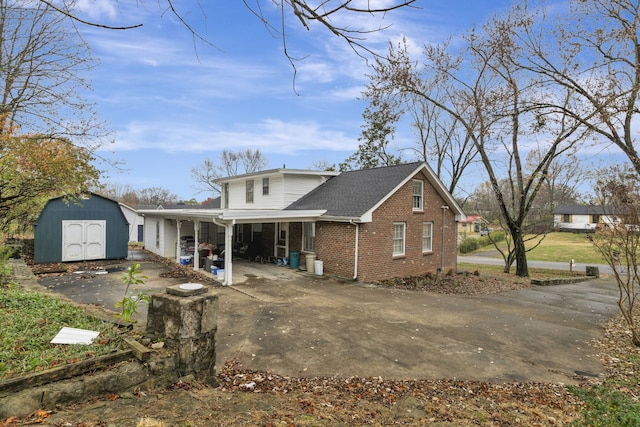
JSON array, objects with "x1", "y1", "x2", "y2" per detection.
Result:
[{"x1": 77, "y1": 1, "x2": 535, "y2": 201}]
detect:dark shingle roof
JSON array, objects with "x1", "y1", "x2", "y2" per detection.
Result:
[
  {"x1": 554, "y1": 204, "x2": 610, "y2": 215},
  {"x1": 285, "y1": 162, "x2": 424, "y2": 217}
]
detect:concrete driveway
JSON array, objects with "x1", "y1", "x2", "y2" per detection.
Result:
[{"x1": 36, "y1": 256, "x2": 620, "y2": 384}]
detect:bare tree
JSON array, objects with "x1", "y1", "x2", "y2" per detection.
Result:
[
  {"x1": 406, "y1": 92, "x2": 479, "y2": 198},
  {"x1": 511, "y1": 0, "x2": 640, "y2": 176},
  {"x1": 191, "y1": 148, "x2": 268, "y2": 196},
  {"x1": 524, "y1": 148, "x2": 583, "y2": 230},
  {"x1": 37, "y1": 1, "x2": 417, "y2": 64},
  {"x1": 357, "y1": 63, "x2": 478, "y2": 195},
  {"x1": 308, "y1": 159, "x2": 336, "y2": 171},
  {"x1": 0, "y1": 0, "x2": 106, "y2": 148},
  {"x1": 94, "y1": 182, "x2": 140, "y2": 207},
  {"x1": 138, "y1": 187, "x2": 178, "y2": 206},
  {"x1": 367, "y1": 8, "x2": 588, "y2": 276},
  {"x1": 589, "y1": 165, "x2": 640, "y2": 346}
]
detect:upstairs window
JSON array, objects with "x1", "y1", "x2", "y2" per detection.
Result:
[
  {"x1": 262, "y1": 177, "x2": 270, "y2": 195},
  {"x1": 224, "y1": 183, "x2": 229, "y2": 209},
  {"x1": 412, "y1": 180, "x2": 423, "y2": 211},
  {"x1": 422, "y1": 222, "x2": 433, "y2": 252},
  {"x1": 246, "y1": 180, "x2": 254, "y2": 203},
  {"x1": 393, "y1": 222, "x2": 405, "y2": 256}
]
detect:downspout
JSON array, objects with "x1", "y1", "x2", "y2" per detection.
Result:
[
  {"x1": 350, "y1": 220, "x2": 359, "y2": 280},
  {"x1": 441, "y1": 206, "x2": 450, "y2": 272}
]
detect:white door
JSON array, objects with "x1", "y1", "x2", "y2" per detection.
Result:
[{"x1": 62, "y1": 220, "x2": 106, "y2": 262}]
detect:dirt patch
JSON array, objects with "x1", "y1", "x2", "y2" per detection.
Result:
[{"x1": 373, "y1": 270, "x2": 531, "y2": 295}]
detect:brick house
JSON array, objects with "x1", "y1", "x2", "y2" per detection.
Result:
[{"x1": 139, "y1": 162, "x2": 465, "y2": 285}]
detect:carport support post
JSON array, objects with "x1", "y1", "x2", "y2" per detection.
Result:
[
  {"x1": 193, "y1": 222, "x2": 200, "y2": 270},
  {"x1": 175, "y1": 220, "x2": 183, "y2": 262},
  {"x1": 223, "y1": 221, "x2": 234, "y2": 285}
]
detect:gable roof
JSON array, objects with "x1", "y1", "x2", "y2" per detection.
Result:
[
  {"x1": 460, "y1": 215, "x2": 488, "y2": 224},
  {"x1": 554, "y1": 204, "x2": 612, "y2": 215},
  {"x1": 285, "y1": 162, "x2": 465, "y2": 221}
]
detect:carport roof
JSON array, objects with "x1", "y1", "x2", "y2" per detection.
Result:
[{"x1": 137, "y1": 208, "x2": 326, "y2": 224}]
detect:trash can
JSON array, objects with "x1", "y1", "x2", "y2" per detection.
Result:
[
  {"x1": 314, "y1": 260, "x2": 324, "y2": 275},
  {"x1": 289, "y1": 251, "x2": 300, "y2": 269},
  {"x1": 306, "y1": 254, "x2": 316, "y2": 274}
]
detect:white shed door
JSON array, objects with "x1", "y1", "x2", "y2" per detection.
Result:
[{"x1": 62, "y1": 220, "x2": 106, "y2": 262}]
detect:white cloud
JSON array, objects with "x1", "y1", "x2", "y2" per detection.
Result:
[
  {"x1": 73, "y1": 0, "x2": 118, "y2": 20},
  {"x1": 103, "y1": 118, "x2": 359, "y2": 154}
]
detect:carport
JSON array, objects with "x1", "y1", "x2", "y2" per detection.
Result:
[{"x1": 137, "y1": 207, "x2": 325, "y2": 286}]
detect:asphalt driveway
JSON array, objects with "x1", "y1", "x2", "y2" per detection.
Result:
[
  {"x1": 215, "y1": 272, "x2": 618, "y2": 384},
  {"x1": 36, "y1": 256, "x2": 620, "y2": 384}
]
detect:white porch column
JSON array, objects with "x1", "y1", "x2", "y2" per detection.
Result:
[
  {"x1": 193, "y1": 221, "x2": 200, "y2": 270},
  {"x1": 175, "y1": 220, "x2": 182, "y2": 263},
  {"x1": 224, "y1": 221, "x2": 234, "y2": 285}
]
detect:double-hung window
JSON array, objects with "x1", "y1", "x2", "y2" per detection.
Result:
[
  {"x1": 262, "y1": 177, "x2": 270, "y2": 196},
  {"x1": 412, "y1": 180, "x2": 423, "y2": 211},
  {"x1": 246, "y1": 180, "x2": 254, "y2": 203},
  {"x1": 422, "y1": 222, "x2": 433, "y2": 252},
  {"x1": 392, "y1": 222, "x2": 405, "y2": 256}
]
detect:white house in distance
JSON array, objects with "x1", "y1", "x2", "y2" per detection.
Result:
[
  {"x1": 138, "y1": 162, "x2": 465, "y2": 285},
  {"x1": 553, "y1": 204, "x2": 618, "y2": 232}
]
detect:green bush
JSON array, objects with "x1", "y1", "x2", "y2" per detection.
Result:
[{"x1": 458, "y1": 238, "x2": 479, "y2": 254}]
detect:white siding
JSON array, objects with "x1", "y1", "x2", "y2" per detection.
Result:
[
  {"x1": 283, "y1": 175, "x2": 326, "y2": 206},
  {"x1": 119, "y1": 204, "x2": 144, "y2": 242},
  {"x1": 554, "y1": 213, "x2": 617, "y2": 231},
  {"x1": 225, "y1": 174, "x2": 327, "y2": 210},
  {"x1": 144, "y1": 216, "x2": 178, "y2": 257}
]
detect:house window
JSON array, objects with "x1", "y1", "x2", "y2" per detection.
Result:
[
  {"x1": 198, "y1": 222, "x2": 209, "y2": 242},
  {"x1": 393, "y1": 222, "x2": 405, "y2": 256},
  {"x1": 224, "y1": 183, "x2": 229, "y2": 209},
  {"x1": 303, "y1": 222, "x2": 315, "y2": 252},
  {"x1": 412, "y1": 180, "x2": 423, "y2": 211},
  {"x1": 262, "y1": 177, "x2": 270, "y2": 196},
  {"x1": 591, "y1": 214, "x2": 600, "y2": 223},
  {"x1": 422, "y1": 222, "x2": 433, "y2": 252},
  {"x1": 246, "y1": 180, "x2": 254, "y2": 203},
  {"x1": 562, "y1": 214, "x2": 571, "y2": 223},
  {"x1": 155, "y1": 221, "x2": 160, "y2": 248}
]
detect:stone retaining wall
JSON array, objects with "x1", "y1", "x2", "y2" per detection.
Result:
[{"x1": 0, "y1": 260, "x2": 218, "y2": 418}]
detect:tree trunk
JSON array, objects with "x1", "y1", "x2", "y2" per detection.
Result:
[{"x1": 513, "y1": 232, "x2": 529, "y2": 277}]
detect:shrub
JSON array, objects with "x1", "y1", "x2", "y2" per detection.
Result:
[{"x1": 458, "y1": 238, "x2": 479, "y2": 254}]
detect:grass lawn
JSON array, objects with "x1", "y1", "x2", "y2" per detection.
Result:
[
  {"x1": 0, "y1": 281, "x2": 124, "y2": 379},
  {"x1": 469, "y1": 231, "x2": 607, "y2": 265}
]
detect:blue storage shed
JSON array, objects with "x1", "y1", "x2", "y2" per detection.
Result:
[{"x1": 34, "y1": 193, "x2": 129, "y2": 264}]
